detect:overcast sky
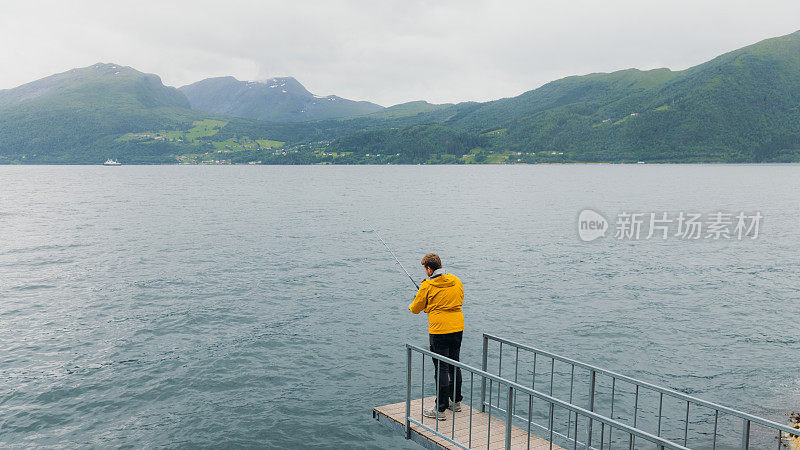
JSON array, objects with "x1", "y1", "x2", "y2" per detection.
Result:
[{"x1": 2, "y1": 0, "x2": 799, "y2": 106}]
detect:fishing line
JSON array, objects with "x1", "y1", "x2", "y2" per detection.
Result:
[{"x1": 365, "y1": 222, "x2": 419, "y2": 289}]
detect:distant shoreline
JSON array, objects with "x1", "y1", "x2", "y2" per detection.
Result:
[{"x1": 2, "y1": 161, "x2": 799, "y2": 167}]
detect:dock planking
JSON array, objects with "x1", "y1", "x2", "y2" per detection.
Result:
[{"x1": 373, "y1": 396, "x2": 564, "y2": 450}]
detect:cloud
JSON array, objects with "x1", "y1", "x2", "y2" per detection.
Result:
[{"x1": 1, "y1": 0, "x2": 799, "y2": 106}]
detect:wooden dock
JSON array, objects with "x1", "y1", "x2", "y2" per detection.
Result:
[{"x1": 373, "y1": 396, "x2": 563, "y2": 450}]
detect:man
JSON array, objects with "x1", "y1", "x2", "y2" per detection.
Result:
[{"x1": 409, "y1": 253, "x2": 464, "y2": 421}]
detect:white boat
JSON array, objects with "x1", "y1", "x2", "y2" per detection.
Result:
[{"x1": 103, "y1": 159, "x2": 122, "y2": 166}]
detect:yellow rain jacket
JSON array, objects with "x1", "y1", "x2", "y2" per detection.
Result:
[{"x1": 409, "y1": 273, "x2": 464, "y2": 334}]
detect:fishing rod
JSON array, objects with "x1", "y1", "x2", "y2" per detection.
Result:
[{"x1": 367, "y1": 223, "x2": 419, "y2": 289}]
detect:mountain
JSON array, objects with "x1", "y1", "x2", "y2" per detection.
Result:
[
  {"x1": 0, "y1": 62, "x2": 190, "y2": 110},
  {"x1": 179, "y1": 76, "x2": 383, "y2": 122},
  {"x1": 410, "y1": 30, "x2": 800, "y2": 162},
  {"x1": 440, "y1": 68, "x2": 679, "y2": 131},
  {"x1": 0, "y1": 63, "x2": 204, "y2": 163},
  {"x1": 365, "y1": 100, "x2": 453, "y2": 119},
  {"x1": 2, "y1": 30, "x2": 800, "y2": 164}
]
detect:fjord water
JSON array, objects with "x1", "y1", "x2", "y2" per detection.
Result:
[{"x1": 1, "y1": 164, "x2": 798, "y2": 448}]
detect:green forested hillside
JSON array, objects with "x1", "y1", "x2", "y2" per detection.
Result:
[
  {"x1": 329, "y1": 124, "x2": 486, "y2": 163},
  {"x1": 1, "y1": 30, "x2": 800, "y2": 164},
  {"x1": 365, "y1": 101, "x2": 453, "y2": 119},
  {"x1": 0, "y1": 63, "x2": 204, "y2": 163},
  {"x1": 429, "y1": 30, "x2": 800, "y2": 162},
  {"x1": 304, "y1": 30, "x2": 800, "y2": 163}
]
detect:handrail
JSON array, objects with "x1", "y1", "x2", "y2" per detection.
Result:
[
  {"x1": 407, "y1": 343, "x2": 690, "y2": 449},
  {"x1": 483, "y1": 333, "x2": 800, "y2": 438}
]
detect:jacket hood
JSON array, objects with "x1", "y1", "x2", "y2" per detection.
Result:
[{"x1": 426, "y1": 273, "x2": 457, "y2": 288}]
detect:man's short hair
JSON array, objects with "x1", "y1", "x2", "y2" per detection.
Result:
[{"x1": 421, "y1": 253, "x2": 442, "y2": 271}]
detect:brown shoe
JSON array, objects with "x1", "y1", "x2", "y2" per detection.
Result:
[{"x1": 423, "y1": 407, "x2": 446, "y2": 420}]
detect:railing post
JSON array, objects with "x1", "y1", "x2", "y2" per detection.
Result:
[
  {"x1": 405, "y1": 346, "x2": 412, "y2": 439},
  {"x1": 741, "y1": 418, "x2": 750, "y2": 450},
  {"x1": 548, "y1": 402, "x2": 555, "y2": 450},
  {"x1": 683, "y1": 401, "x2": 690, "y2": 447},
  {"x1": 573, "y1": 412, "x2": 579, "y2": 450},
  {"x1": 631, "y1": 384, "x2": 639, "y2": 450},
  {"x1": 587, "y1": 369, "x2": 596, "y2": 448},
  {"x1": 481, "y1": 334, "x2": 489, "y2": 412},
  {"x1": 505, "y1": 385, "x2": 514, "y2": 450},
  {"x1": 567, "y1": 364, "x2": 575, "y2": 439},
  {"x1": 421, "y1": 355, "x2": 425, "y2": 425},
  {"x1": 657, "y1": 392, "x2": 664, "y2": 436},
  {"x1": 712, "y1": 409, "x2": 718, "y2": 450}
]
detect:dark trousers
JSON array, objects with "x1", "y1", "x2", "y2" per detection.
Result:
[{"x1": 429, "y1": 331, "x2": 463, "y2": 412}]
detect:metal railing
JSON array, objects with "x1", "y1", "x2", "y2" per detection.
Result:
[
  {"x1": 405, "y1": 344, "x2": 689, "y2": 450},
  {"x1": 481, "y1": 333, "x2": 800, "y2": 450}
]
